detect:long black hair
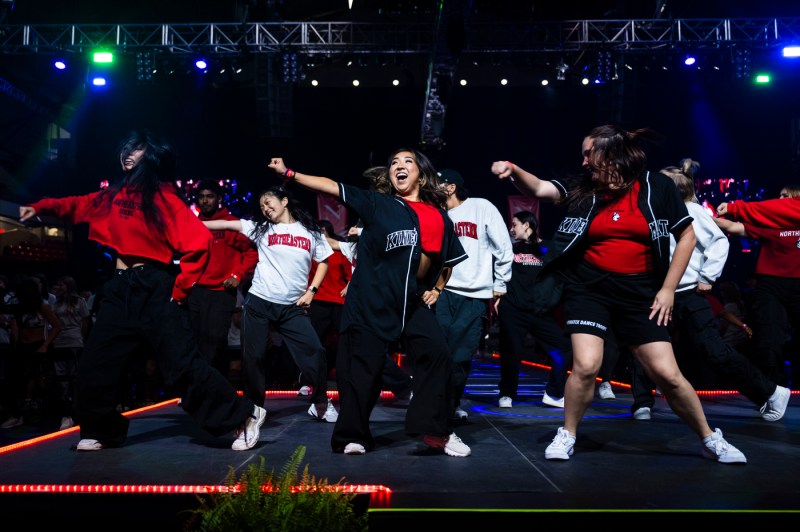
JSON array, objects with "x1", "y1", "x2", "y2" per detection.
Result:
[
  {"x1": 91, "y1": 129, "x2": 177, "y2": 234},
  {"x1": 512, "y1": 210, "x2": 543, "y2": 256},
  {"x1": 362, "y1": 147, "x2": 449, "y2": 208},
  {"x1": 247, "y1": 185, "x2": 321, "y2": 242}
]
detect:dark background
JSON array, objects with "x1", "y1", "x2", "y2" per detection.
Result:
[{"x1": 2, "y1": 1, "x2": 800, "y2": 247}]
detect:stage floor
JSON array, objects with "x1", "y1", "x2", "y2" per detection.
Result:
[{"x1": 0, "y1": 356, "x2": 798, "y2": 529}]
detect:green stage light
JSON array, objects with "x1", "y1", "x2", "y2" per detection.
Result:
[
  {"x1": 93, "y1": 51, "x2": 114, "y2": 64},
  {"x1": 755, "y1": 74, "x2": 770, "y2": 84}
]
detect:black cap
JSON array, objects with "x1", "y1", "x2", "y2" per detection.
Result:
[{"x1": 438, "y1": 169, "x2": 464, "y2": 187}]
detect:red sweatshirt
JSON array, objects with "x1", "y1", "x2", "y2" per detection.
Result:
[
  {"x1": 197, "y1": 207, "x2": 258, "y2": 290},
  {"x1": 30, "y1": 184, "x2": 211, "y2": 302},
  {"x1": 726, "y1": 196, "x2": 800, "y2": 228}
]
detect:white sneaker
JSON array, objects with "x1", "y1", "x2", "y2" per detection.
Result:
[
  {"x1": 545, "y1": 427, "x2": 576, "y2": 460},
  {"x1": 298, "y1": 385, "x2": 312, "y2": 396},
  {"x1": 308, "y1": 398, "x2": 339, "y2": 423},
  {"x1": 59, "y1": 416, "x2": 75, "y2": 430},
  {"x1": 232, "y1": 405, "x2": 267, "y2": 451},
  {"x1": 0, "y1": 416, "x2": 23, "y2": 429},
  {"x1": 443, "y1": 433, "x2": 471, "y2": 457},
  {"x1": 344, "y1": 442, "x2": 366, "y2": 455},
  {"x1": 633, "y1": 407, "x2": 651, "y2": 420},
  {"x1": 702, "y1": 428, "x2": 747, "y2": 464},
  {"x1": 453, "y1": 407, "x2": 468, "y2": 420},
  {"x1": 423, "y1": 433, "x2": 471, "y2": 457},
  {"x1": 498, "y1": 396, "x2": 512, "y2": 408},
  {"x1": 760, "y1": 385, "x2": 791, "y2": 421},
  {"x1": 597, "y1": 381, "x2": 616, "y2": 400},
  {"x1": 76, "y1": 438, "x2": 104, "y2": 451},
  {"x1": 542, "y1": 392, "x2": 564, "y2": 408}
]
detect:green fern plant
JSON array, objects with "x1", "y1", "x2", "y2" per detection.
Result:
[{"x1": 184, "y1": 445, "x2": 368, "y2": 532}]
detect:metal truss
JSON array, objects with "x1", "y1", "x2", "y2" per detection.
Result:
[{"x1": 1, "y1": 18, "x2": 799, "y2": 56}]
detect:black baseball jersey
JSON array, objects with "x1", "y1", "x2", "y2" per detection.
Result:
[{"x1": 338, "y1": 183, "x2": 467, "y2": 341}]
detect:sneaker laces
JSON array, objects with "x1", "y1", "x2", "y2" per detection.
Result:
[
  {"x1": 552, "y1": 428, "x2": 574, "y2": 449},
  {"x1": 706, "y1": 430, "x2": 731, "y2": 455}
]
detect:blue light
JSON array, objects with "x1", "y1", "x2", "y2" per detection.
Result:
[
  {"x1": 54, "y1": 60, "x2": 66, "y2": 70},
  {"x1": 783, "y1": 46, "x2": 800, "y2": 58},
  {"x1": 91, "y1": 76, "x2": 107, "y2": 86},
  {"x1": 195, "y1": 59, "x2": 208, "y2": 70},
  {"x1": 684, "y1": 55, "x2": 696, "y2": 66}
]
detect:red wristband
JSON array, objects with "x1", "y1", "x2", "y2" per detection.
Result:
[{"x1": 283, "y1": 168, "x2": 295, "y2": 180}]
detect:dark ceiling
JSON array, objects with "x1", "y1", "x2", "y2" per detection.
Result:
[{"x1": 2, "y1": 1, "x2": 800, "y2": 205}]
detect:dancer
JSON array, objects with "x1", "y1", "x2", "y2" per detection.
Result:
[
  {"x1": 19, "y1": 129, "x2": 265, "y2": 451},
  {"x1": 716, "y1": 184, "x2": 800, "y2": 387},
  {"x1": 202, "y1": 185, "x2": 338, "y2": 423},
  {"x1": 496, "y1": 210, "x2": 572, "y2": 409},
  {"x1": 436, "y1": 168, "x2": 512, "y2": 420},
  {"x1": 267, "y1": 150, "x2": 471, "y2": 457},
  {"x1": 491, "y1": 124, "x2": 746, "y2": 463},
  {"x1": 660, "y1": 158, "x2": 790, "y2": 420},
  {"x1": 189, "y1": 179, "x2": 258, "y2": 374}
]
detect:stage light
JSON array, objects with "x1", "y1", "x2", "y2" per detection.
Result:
[
  {"x1": 392, "y1": 79, "x2": 400, "y2": 86},
  {"x1": 54, "y1": 60, "x2": 66, "y2": 70},
  {"x1": 195, "y1": 59, "x2": 208, "y2": 70},
  {"x1": 755, "y1": 74, "x2": 770, "y2": 84},
  {"x1": 783, "y1": 46, "x2": 800, "y2": 58},
  {"x1": 92, "y1": 51, "x2": 113, "y2": 64},
  {"x1": 684, "y1": 54, "x2": 696, "y2": 66},
  {"x1": 500, "y1": 78, "x2": 508, "y2": 85},
  {"x1": 556, "y1": 60, "x2": 568, "y2": 80},
  {"x1": 91, "y1": 76, "x2": 107, "y2": 86}
]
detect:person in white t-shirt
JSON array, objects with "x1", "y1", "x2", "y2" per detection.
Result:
[{"x1": 203, "y1": 185, "x2": 338, "y2": 423}]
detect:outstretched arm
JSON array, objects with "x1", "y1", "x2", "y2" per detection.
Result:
[
  {"x1": 203, "y1": 219, "x2": 244, "y2": 232},
  {"x1": 490, "y1": 160, "x2": 561, "y2": 202},
  {"x1": 712, "y1": 216, "x2": 748, "y2": 237},
  {"x1": 268, "y1": 158, "x2": 341, "y2": 198}
]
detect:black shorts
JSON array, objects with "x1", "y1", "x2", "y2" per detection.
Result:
[{"x1": 561, "y1": 260, "x2": 672, "y2": 347}]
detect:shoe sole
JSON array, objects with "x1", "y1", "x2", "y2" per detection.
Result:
[
  {"x1": 702, "y1": 449, "x2": 747, "y2": 464},
  {"x1": 444, "y1": 447, "x2": 471, "y2": 457},
  {"x1": 545, "y1": 451, "x2": 572, "y2": 460}
]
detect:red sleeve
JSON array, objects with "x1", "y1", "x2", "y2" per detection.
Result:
[
  {"x1": 161, "y1": 194, "x2": 213, "y2": 302},
  {"x1": 30, "y1": 193, "x2": 102, "y2": 225},
  {"x1": 728, "y1": 197, "x2": 800, "y2": 228}
]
